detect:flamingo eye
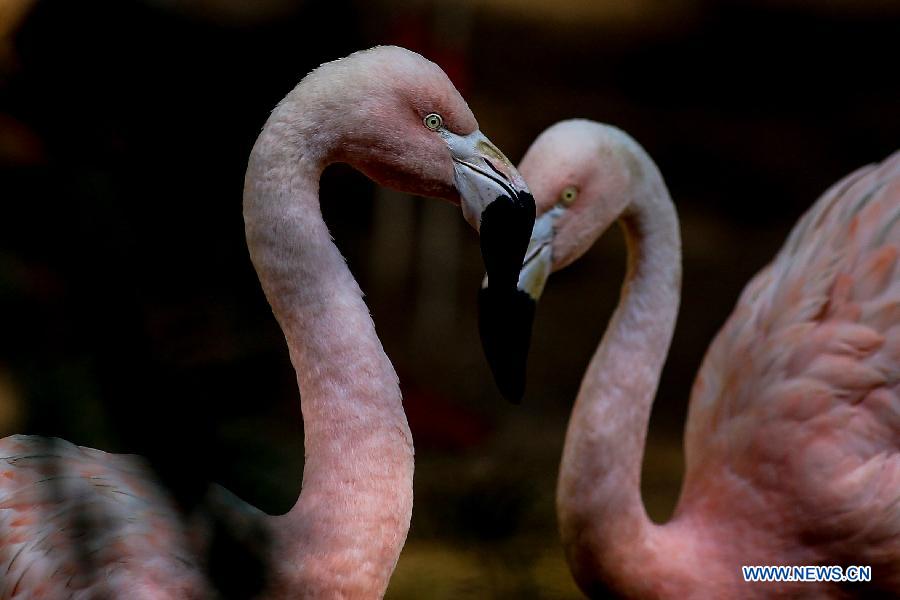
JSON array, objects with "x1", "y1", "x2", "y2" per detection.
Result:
[
  {"x1": 423, "y1": 113, "x2": 443, "y2": 131},
  {"x1": 560, "y1": 185, "x2": 578, "y2": 206}
]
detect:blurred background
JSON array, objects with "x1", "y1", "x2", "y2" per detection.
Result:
[{"x1": 1, "y1": 0, "x2": 898, "y2": 597}]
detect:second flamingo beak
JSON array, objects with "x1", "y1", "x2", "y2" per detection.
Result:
[
  {"x1": 478, "y1": 206, "x2": 558, "y2": 403},
  {"x1": 447, "y1": 130, "x2": 536, "y2": 291}
]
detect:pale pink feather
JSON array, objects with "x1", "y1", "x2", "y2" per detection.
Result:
[
  {"x1": 680, "y1": 150, "x2": 900, "y2": 585},
  {"x1": 0, "y1": 435, "x2": 209, "y2": 598}
]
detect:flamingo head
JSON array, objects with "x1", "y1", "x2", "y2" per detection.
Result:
[
  {"x1": 479, "y1": 120, "x2": 644, "y2": 402},
  {"x1": 303, "y1": 46, "x2": 536, "y2": 291}
]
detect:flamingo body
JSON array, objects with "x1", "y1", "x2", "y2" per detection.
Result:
[
  {"x1": 0, "y1": 46, "x2": 534, "y2": 598},
  {"x1": 510, "y1": 119, "x2": 900, "y2": 597},
  {"x1": 679, "y1": 151, "x2": 900, "y2": 591},
  {"x1": 0, "y1": 435, "x2": 208, "y2": 598}
]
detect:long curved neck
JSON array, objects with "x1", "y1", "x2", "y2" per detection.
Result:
[
  {"x1": 243, "y1": 96, "x2": 413, "y2": 597},
  {"x1": 557, "y1": 169, "x2": 684, "y2": 597}
]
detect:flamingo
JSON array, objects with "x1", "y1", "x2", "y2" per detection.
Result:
[
  {"x1": 0, "y1": 46, "x2": 536, "y2": 599},
  {"x1": 480, "y1": 119, "x2": 900, "y2": 597}
]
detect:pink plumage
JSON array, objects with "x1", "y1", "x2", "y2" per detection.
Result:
[
  {"x1": 0, "y1": 436, "x2": 208, "y2": 598},
  {"x1": 0, "y1": 45, "x2": 534, "y2": 598},
  {"x1": 516, "y1": 119, "x2": 900, "y2": 598},
  {"x1": 681, "y1": 150, "x2": 900, "y2": 589}
]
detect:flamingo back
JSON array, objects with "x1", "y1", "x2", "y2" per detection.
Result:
[
  {"x1": 678, "y1": 151, "x2": 900, "y2": 577},
  {"x1": 0, "y1": 435, "x2": 210, "y2": 599}
]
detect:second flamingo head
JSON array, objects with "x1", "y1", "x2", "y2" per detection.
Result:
[{"x1": 480, "y1": 119, "x2": 664, "y2": 401}]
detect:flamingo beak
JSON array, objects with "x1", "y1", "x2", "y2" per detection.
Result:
[
  {"x1": 447, "y1": 130, "x2": 535, "y2": 291},
  {"x1": 478, "y1": 207, "x2": 558, "y2": 403}
]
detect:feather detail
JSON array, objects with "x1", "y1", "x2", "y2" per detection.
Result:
[
  {"x1": 680, "y1": 150, "x2": 900, "y2": 583},
  {"x1": 0, "y1": 436, "x2": 211, "y2": 599}
]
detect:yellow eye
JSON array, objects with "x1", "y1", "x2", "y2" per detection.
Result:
[
  {"x1": 424, "y1": 113, "x2": 443, "y2": 131},
  {"x1": 560, "y1": 185, "x2": 578, "y2": 206}
]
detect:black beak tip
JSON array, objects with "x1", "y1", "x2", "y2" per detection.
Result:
[
  {"x1": 478, "y1": 286, "x2": 537, "y2": 404},
  {"x1": 479, "y1": 192, "x2": 536, "y2": 290},
  {"x1": 500, "y1": 378, "x2": 526, "y2": 405}
]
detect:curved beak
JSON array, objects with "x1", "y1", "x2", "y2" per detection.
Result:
[
  {"x1": 446, "y1": 130, "x2": 535, "y2": 291},
  {"x1": 478, "y1": 207, "x2": 560, "y2": 402}
]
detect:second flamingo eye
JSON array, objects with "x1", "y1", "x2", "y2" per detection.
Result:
[
  {"x1": 560, "y1": 185, "x2": 578, "y2": 206},
  {"x1": 424, "y1": 113, "x2": 443, "y2": 130}
]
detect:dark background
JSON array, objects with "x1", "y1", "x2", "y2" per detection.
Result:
[{"x1": 1, "y1": 0, "x2": 898, "y2": 597}]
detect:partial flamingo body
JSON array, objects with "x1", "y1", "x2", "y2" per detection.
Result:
[
  {"x1": 0, "y1": 436, "x2": 209, "y2": 598},
  {"x1": 0, "y1": 46, "x2": 534, "y2": 599},
  {"x1": 495, "y1": 120, "x2": 900, "y2": 598}
]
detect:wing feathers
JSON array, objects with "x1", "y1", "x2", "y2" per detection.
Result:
[
  {"x1": 0, "y1": 435, "x2": 210, "y2": 598},
  {"x1": 678, "y1": 151, "x2": 900, "y2": 580}
]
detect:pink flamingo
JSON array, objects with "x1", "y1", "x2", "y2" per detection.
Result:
[
  {"x1": 482, "y1": 119, "x2": 900, "y2": 597},
  {"x1": 0, "y1": 46, "x2": 535, "y2": 598}
]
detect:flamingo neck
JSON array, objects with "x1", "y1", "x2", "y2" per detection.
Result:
[
  {"x1": 242, "y1": 98, "x2": 413, "y2": 597},
  {"x1": 557, "y1": 166, "x2": 685, "y2": 596}
]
